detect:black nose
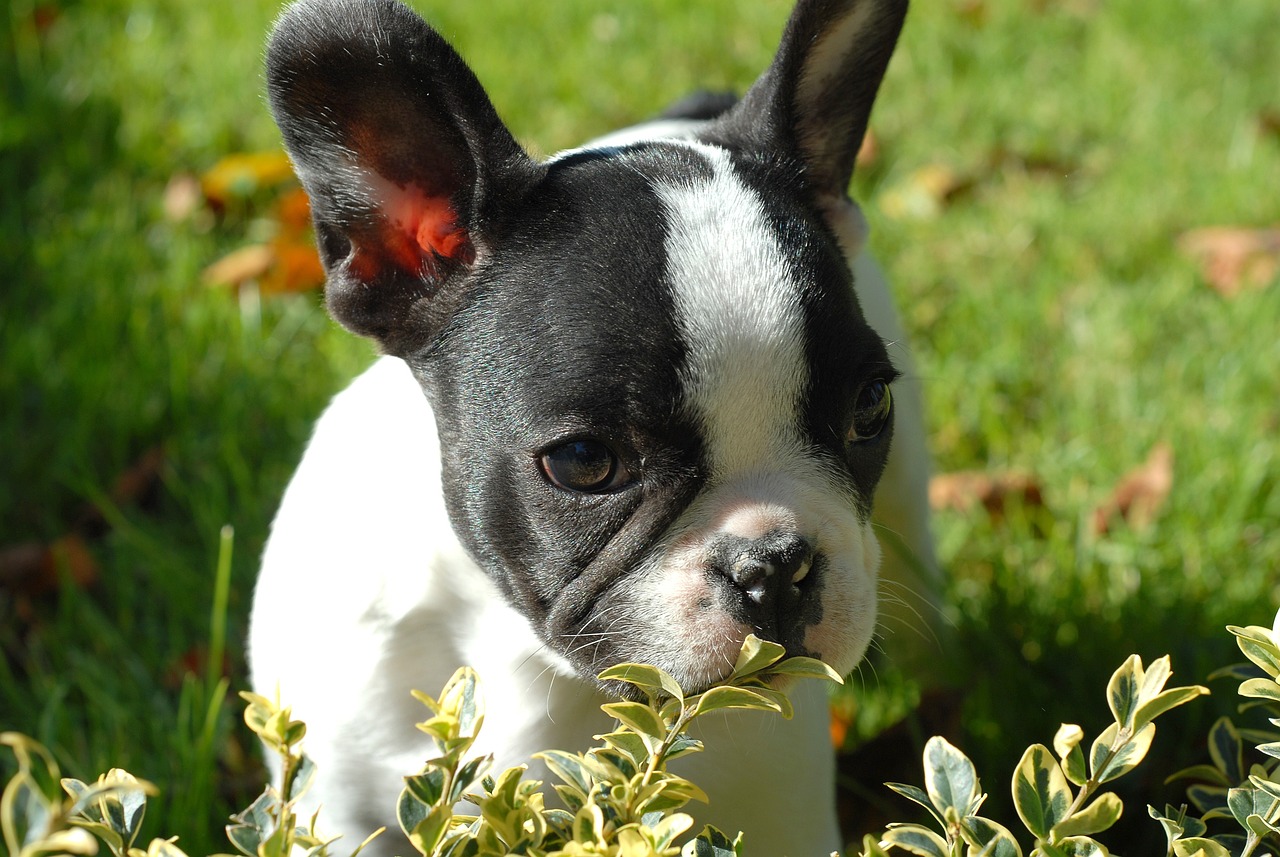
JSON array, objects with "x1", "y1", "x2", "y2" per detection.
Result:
[{"x1": 712, "y1": 532, "x2": 816, "y2": 607}]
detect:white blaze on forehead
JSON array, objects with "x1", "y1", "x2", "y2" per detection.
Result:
[{"x1": 654, "y1": 144, "x2": 809, "y2": 474}]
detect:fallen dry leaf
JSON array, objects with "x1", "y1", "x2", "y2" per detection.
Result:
[
  {"x1": 0, "y1": 534, "x2": 99, "y2": 597},
  {"x1": 1091, "y1": 442, "x2": 1174, "y2": 536},
  {"x1": 203, "y1": 244, "x2": 274, "y2": 288},
  {"x1": 263, "y1": 235, "x2": 326, "y2": 294},
  {"x1": 1178, "y1": 226, "x2": 1280, "y2": 296},
  {"x1": 879, "y1": 163, "x2": 974, "y2": 221},
  {"x1": 163, "y1": 173, "x2": 203, "y2": 222},
  {"x1": 1258, "y1": 109, "x2": 1280, "y2": 143},
  {"x1": 201, "y1": 150, "x2": 296, "y2": 208},
  {"x1": 954, "y1": 0, "x2": 988, "y2": 27},
  {"x1": 274, "y1": 186, "x2": 314, "y2": 233},
  {"x1": 75, "y1": 445, "x2": 166, "y2": 538},
  {"x1": 929, "y1": 470, "x2": 1046, "y2": 521},
  {"x1": 203, "y1": 186, "x2": 324, "y2": 294},
  {"x1": 855, "y1": 129, "x2": 879, "y2": 169}
]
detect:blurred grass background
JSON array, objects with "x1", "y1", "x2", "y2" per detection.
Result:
[{"x1": 1, "y1": 0, "x2": 1278, "y2": 853}]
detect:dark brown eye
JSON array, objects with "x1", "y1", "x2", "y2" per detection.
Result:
[
  {"x1": 848, "y1": 380, "x2": 892, "y2": 444},
  {"x1": 539, "y1": 439, "x2": 626, "y2": 493}
]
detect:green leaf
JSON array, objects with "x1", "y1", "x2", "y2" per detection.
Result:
[
  {"x1": 1106, "y1": 655, "x2": 1143, "y2": 729},
  {"x1": 1137, "y1": 656, "x2": 1172, "y2": 701},
  {"x1": 1089, "y1": 722, "x2": 1155, "y2": 784},
  {"x1": 290, "y1": 754, "x2": 316, "y2": 802},
  {"x1": 1207, "y1": 718, "x2": 1244, "y2": 783},
  {"x1": 573, "y1": 802, "x2": 605, "y2": 845},
  {"x1": 1147, "y1": 804, "x2": 1184, "y2": 851},
  {"x1": 765, "y1": 656, "x2": 844, "y2": 684},
  {"x1": 1207, "y1": 663, "x2": 1262, "y2": 682},
  {"x1": 3, "y1": 733, "x2": 64, "y2": 806},
  {"x1": 538, "y1": 751, "x2": 595, "y2": 800},
  {"x1": 859, "y1": 833, "x2": 893, "y2": 857},
  {"x1": 682, "y1": 825, "x2": 744, "y2": 857},
  {"x1": 1012, "y1": 744, "x2": 1073, "y2": 839},
  {"x1": 1053, "y1": 725, "x2": 1088, "y2": 787},
  {"x1": 1239, "y1": 677, "x2": 1280, "y2": 702},
  {"x1": 1163, "y1": 764, "x2": 1231, "y2": 787},
  {"x1": 598, "y1": 663, "x2": 685, "y2": 701},
  {"x1": 883, "y1": 824, "x2": 950, "y2": 857},
  {"x1": 734, "y1": 684, "x2": 795, "y2": 719},
  {"x1": 664, "y1": 734, "x2": 705, "y2": 762},
  {"x1": 69, "y1": 818, "x2": 125, "y2": 852},
  {"x1": 601, "y1": 701, "x2": 668, "y2": 742},
  {"x1": 1251, "y1": 774, "x2": 1280, "y2": 802},
  {"x1": 1228, "y1": 786, "x2": 1280, "y2": 834},
  {"x1": 398, "y1": 787, "x2": 429, "y2": 840},
  {"x1": 449, "y1": 756, "x2": 491, "y2": 804},
  {"x1": 1258, "y1": 741, "x2": 1280, "y2": 760},
  {"x1": 650, "y1": 813, "x2": 694, "y2": 851},
  {"x1": 404, "y1": 768, "x2": 447, "y2": 808},
  {"x1": 407, "y1": 804, "x2": 452, "y2": 856},
  {"x1": 1052, "y1": 725, "x2": 1083, "y2": 760},
  {"x1": 886, "y1": 783, "x2": 945, "y2": 827},
  {"x1": 1133, "y1": 685, "x2": 1208, "y2": 731},
  {"x1": 1186, "y1": 784, "x2": 1229, "y2": 815},
  {"x1": 1050, "y1": 793, "x2": 1122, "y2": 840},
  {"x1": 1172, "y1": 838, "x2": 1232, "y2": 857},
  {"x1": 1052, "y1": 835, "x2": 1111, "y2": 857},
  {"x1": 634, "y1": 777, "x2": 708, "y2": 816},
  {"x1": 225, "y1": 788, "x2": 276, "y2": 857},
  {"x1": 959, "y1": 815, "x2": 1023, "y2": 857},
  {"x1": 1227, "y1": 626, "x2": 1280, "y2": 679},
  {"x1": 924, "y1": 736, "x2": 980, "y2": 818},
  {"x1": 439, "y1": 667, "x2": 484, "y2": 738},
  {"x1": 729, "y1": 635, "x2": 786, "y2": 680},
  {"x1": 689, "y1": 686, "x2": 784, "y2": 718}
]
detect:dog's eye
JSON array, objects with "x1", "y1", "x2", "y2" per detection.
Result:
[
  {"x1": 539, "y1": 439, "x2": 628, "y2": 493},
  {"x1": 847, "y1": 380, "x2": 893, "y2": 444}
]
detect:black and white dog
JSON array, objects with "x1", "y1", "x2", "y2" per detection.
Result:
[{"x1": 250, "y1": 0, "x2": 939, "y2": 853}]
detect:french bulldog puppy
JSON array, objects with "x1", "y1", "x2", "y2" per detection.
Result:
[{"x1": 250, "y1": 0, "x2": 939, "y2": 854}]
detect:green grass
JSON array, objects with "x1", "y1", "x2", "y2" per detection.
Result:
[{"x1": 2, "y1": 0, "x2": 1278, "y2": 854}]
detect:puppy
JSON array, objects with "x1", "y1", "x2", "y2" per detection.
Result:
[{"x1": 250, "y1": 1, "x2": 939, "y2": 854}]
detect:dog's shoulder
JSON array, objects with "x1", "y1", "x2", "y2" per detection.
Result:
[{"x1": 249, "y1": 357, "x2": 471, "y2": 684}]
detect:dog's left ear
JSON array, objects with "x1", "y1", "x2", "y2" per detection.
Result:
[
  {"x1": 266, "y1": 0, "x2": 541, "y2": 355},
  {"x1": 712, "y1": 0, "x2": 907, "y2": 223}
]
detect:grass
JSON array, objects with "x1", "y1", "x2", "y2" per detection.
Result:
[{"x1": 2, "y1": 0, "x2": 1278, "y2": 854}]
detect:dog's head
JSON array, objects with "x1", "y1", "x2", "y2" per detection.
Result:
[{"x1": 267, "y1": 0, "x2": 908, "y2": 693}]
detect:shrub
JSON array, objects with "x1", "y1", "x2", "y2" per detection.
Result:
[{"x1": 4, "y1": 614, "x2": 1279, "y2": 857}]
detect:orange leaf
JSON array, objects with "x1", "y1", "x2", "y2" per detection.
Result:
[
  {"x1": 855, "y1": 129, "x2": 879, "y2": 169},
  {"x1": 263, "y1": 236, "x2": 326, "y2": 294},
  {"x1": 830, "y1": 710, "x2": 850, "y2": 749},
  {"x1": 201, "y1": 151, "x2": 296, "y2": 207},
  {"x1": 929, "y1": 470, "x2": 1045, "y2": 521},
  {"x1": 1091, "y1": 442, "x2": 1174, "y2": 536},
  {"x1": 274, "y1": 186, "x2": 314, "y2": 234},
  {"x1": 1178, "y1": 226, "x2": 1280, "y2": 296},
  {"x1": 203, "y1": 244, "x2": 273, "y2": 288}
]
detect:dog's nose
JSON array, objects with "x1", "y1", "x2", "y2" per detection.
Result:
[{"x1": 713, "y1": 532, "x2": 816, "y2": 606}]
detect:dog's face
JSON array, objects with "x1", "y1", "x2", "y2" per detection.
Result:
[{"x1": 268, "y1": 0, "x2": 908, "y2": 692}]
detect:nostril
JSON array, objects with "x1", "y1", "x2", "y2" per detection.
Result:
[
  {"x1": 770, "y1": 534, "x2": 815, "y2": 585},
  {"x1": 714, "y1": 532, "x2": 816, "y2": 603},
  {"x1": 790, "y1": 554, "x2": 813, "y2": 585},
  {"x1": 730, "y1": 555, "x2": 771, "y2": 602}
]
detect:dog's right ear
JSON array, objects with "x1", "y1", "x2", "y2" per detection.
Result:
[{"x1": 267, "y1": 0, "x2": 541, "y2": 355}]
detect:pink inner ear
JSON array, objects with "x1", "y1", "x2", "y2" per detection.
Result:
[{"x1": 365, "y1": 171, "x2": 475, "y2": 274}]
